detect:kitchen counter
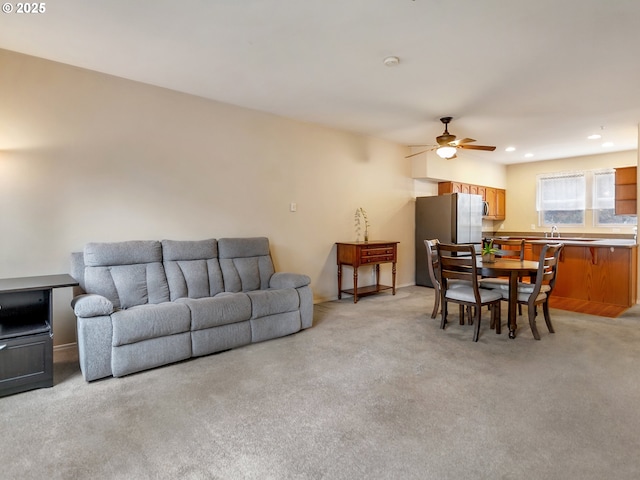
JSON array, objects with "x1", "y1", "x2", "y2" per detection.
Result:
[
  {"x1": 494, "y1": 236, "x2": 637, "y2": 248},
  {"x1": 497, "y1": 237, "x2": 638, "y2": 314}
]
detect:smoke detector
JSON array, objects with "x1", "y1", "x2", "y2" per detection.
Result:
[{"x1": 383, "y1": 56, "x2": 400, "y2": 67}]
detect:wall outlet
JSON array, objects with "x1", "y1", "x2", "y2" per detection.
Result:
[
  {"x1": 290, "y1": 202, "x2": 297, "y2": 212},
  {"x1": 530, "y1": 224, "x2": 536, "y2": 229}
]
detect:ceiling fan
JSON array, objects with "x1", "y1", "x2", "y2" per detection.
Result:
[{"x1": 406, "y1": 117, "x2": 496, "y2": 159}]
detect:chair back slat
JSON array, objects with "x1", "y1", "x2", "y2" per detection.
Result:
[
  {"x1": 437, "y1": 243, "x2": 478, "y2": 292},
  {"x1": 531, "y1": 243, "x2": 563, "y2": 297}
]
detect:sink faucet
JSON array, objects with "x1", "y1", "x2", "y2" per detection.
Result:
[{"x1": 550, "y1": 225, "x2": 559, "y2": 238}]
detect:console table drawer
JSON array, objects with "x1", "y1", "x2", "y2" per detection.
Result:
[
  {"x1": 361, "y1": 247, "x2": 395, "y2": 256},
  {"x1": 361, "y1": 254, "x2": 395, "y2": 263}
]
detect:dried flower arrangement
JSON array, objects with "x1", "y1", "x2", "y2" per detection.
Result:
[{"x1": 354, "y1": 207, "x2": 370, "y2": 242}]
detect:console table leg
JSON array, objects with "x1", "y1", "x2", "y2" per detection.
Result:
[
  {"x1": 337, "y1": 264, "x2": 342, "y2": 299},
  {"x1": 392, "y1": 262, "x2": 397, "y2": 295},
  {"x1": 353, "y1": 267, "x2": 359, "y2": 303}
]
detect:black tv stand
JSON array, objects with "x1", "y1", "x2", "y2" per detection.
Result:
[{"x1": 0, "y1": 274, "x2": 78, "y2": 397}]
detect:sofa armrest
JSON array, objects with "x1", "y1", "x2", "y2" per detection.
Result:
[
  {"x1": 71, "y1": 294, "x2": 115, "y2": 317},
  {"x1": 269, "y1": 272, "x2": 311, "y2": 289}
]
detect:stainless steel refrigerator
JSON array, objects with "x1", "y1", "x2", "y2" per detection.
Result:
[{"x1": 415, "y1": 193, "x2": 483, "y2": 287}]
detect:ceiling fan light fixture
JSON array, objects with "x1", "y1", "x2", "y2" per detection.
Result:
[{"x1": 436, "y1": 146, "x2": 457, "y2": 159}]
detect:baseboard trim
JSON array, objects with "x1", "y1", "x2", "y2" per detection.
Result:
[{"x1": 54, "y1": 342, "x2": 77, "y2": 352}]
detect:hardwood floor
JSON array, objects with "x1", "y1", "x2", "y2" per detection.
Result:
[{"x1": 549, "y1": 296, "x2": 629, "y2": 318}]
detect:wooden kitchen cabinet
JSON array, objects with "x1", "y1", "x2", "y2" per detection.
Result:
[
  {"x1": 438, "y1": 182, "x2": 469, "y2": 194},
  {"x1": 495, "y1": 189, "x2": 506, "y2": 219},
  {"x1": 439, "y1": 182, "x2": 505, "y2": 220},
  {"x1": 615, "y1": 166, "x2": 637, "y2": 215},
  {"x1": 532, "y1": 243, "x2": 638, "y2": 308}
]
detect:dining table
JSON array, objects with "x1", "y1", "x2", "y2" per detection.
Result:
[{"x1": 476, "y1": 257, "x2": 539, "y2": 338}]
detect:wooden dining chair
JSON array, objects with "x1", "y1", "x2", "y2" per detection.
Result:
[
  {"x1": 479, "y1": 238, "x2": 525, "y2": 287},
  {"x1": 425, "y1": 239, "x2": 474, "y2": 321},
  {"x1": 424, "y1": 239, "x2": 441, "y2": 319},
  {"x1": 499, "y1": 243, "x2": 563, "y2": 340},
  {"x1": 436, "y1": 243, "x2": 503, "y2": 342}
]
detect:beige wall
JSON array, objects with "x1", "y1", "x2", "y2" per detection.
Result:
[
  {"x1": 0, "y1": 49, "x2": 416, "y2": 346},
  {"x1": 411, "y1": 150, "x2": 507, "y2": 189},
  {"x1": 503, "y1": 150, "x2": 638, "y2": 235}
]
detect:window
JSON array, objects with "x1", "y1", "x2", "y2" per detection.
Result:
[
  {"x1": 537, "y1": 172, "x2": 585, "y2": 225},
  {"x1": 593, "y1": 170, "x2": 637, "y2": 225}
]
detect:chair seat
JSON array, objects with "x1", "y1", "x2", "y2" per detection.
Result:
[
  {"x1": 449, "y1": 279, "x2": 472, "y2": 289},
  {"x1": 487, "y1": 281, "x2": 551, "y2": 294},
  {"x1": 445, "y1": 286, "x2": 503, "y2": 303},
  {"x1": 501, "y1": 290, "x2": 547, "y2": 303},
  {"x1": 478, "y1": 278, "x2": 509, "y2": 289}
]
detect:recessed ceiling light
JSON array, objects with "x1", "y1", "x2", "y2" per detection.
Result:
[
  {"x1": 524, "y1": 153, "x2": 534, "y2": 158},
  {"x1": 505, "y1": 146, "x2": 516, "y2": 152},
  {"x1": 588, "y1": 134, "x2": 602, "y2": 140},
  {"x1": 602, "y1": 141, "x2": 614, "y2": 147},
  {"x1": 383, "y1": 56, "x2": 400, "y2": 66}
]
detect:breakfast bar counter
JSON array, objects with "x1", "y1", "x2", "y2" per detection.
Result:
[{"x1": 503, "y1": 237, "x2": 637, "y2": 314}]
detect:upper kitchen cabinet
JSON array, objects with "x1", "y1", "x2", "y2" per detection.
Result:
[
  {"x1": 438, "y1": 182, "x2": 469, "y2": 194},
  {"x1": 438, "y1": 182, "x2": 505, "y2": 220},
  {"x1": 614, "y1": 166, "x2": 637, "y2": 215}
]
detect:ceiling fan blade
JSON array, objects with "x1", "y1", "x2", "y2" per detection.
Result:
[
  {"x1": 405, "y1": 149, "x2": 430, "y2": 158},
  {"x1": 459, "y1": 144, "x2": 496, "y2": 151},
  {"x1": 452, "y1": 138, "x2": 476, "y2": 146}
]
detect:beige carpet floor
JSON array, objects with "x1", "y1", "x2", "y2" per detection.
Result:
[{"x1": 2, "y1": 285, "x2": 640, "y2": 479}]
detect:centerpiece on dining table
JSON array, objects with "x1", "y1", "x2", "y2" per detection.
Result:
[{"x1": 481, "y1": 239, "x2": 499, "y2": 263}]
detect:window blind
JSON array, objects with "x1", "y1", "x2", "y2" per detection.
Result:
[{"x1": 536, "y1": 172, "x2": 586, "y2": 212}]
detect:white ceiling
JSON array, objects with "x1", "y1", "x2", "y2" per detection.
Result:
[{"x1": 1, "y1": 0, "x2": 639, "y2": 164}]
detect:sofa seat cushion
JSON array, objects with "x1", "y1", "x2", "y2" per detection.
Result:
[
  {"x1": 176, "y1": 292, "x2": 251, "y2": 330},
  {"x1": 247, "y1": 288, "x2": 300, "y2": 319},
  {"x1": 112, "y1": 302, "x2": 191, "y2": 346}
]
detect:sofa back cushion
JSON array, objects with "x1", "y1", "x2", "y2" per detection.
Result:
[
  {"x1": 218, "y1": 237, "x2": 275, "y2": 292},
  {"x1": 162, "y1": 239, "x2": 225, "y2": 300},
  {"x1": 83, "y1": 240, "x2": 170, "y2": 309}
]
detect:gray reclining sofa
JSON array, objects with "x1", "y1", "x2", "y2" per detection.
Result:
[{"x1": 70, "y1": 237, "x2": 313, "y2": 382}]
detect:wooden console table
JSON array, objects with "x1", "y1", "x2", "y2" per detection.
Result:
[
  {"x1": 0, "y1": 274, "x2": 78, "y2": 397},
  {"x1": 336, "y1": 241, "x2": 399, "y2": 303}
]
